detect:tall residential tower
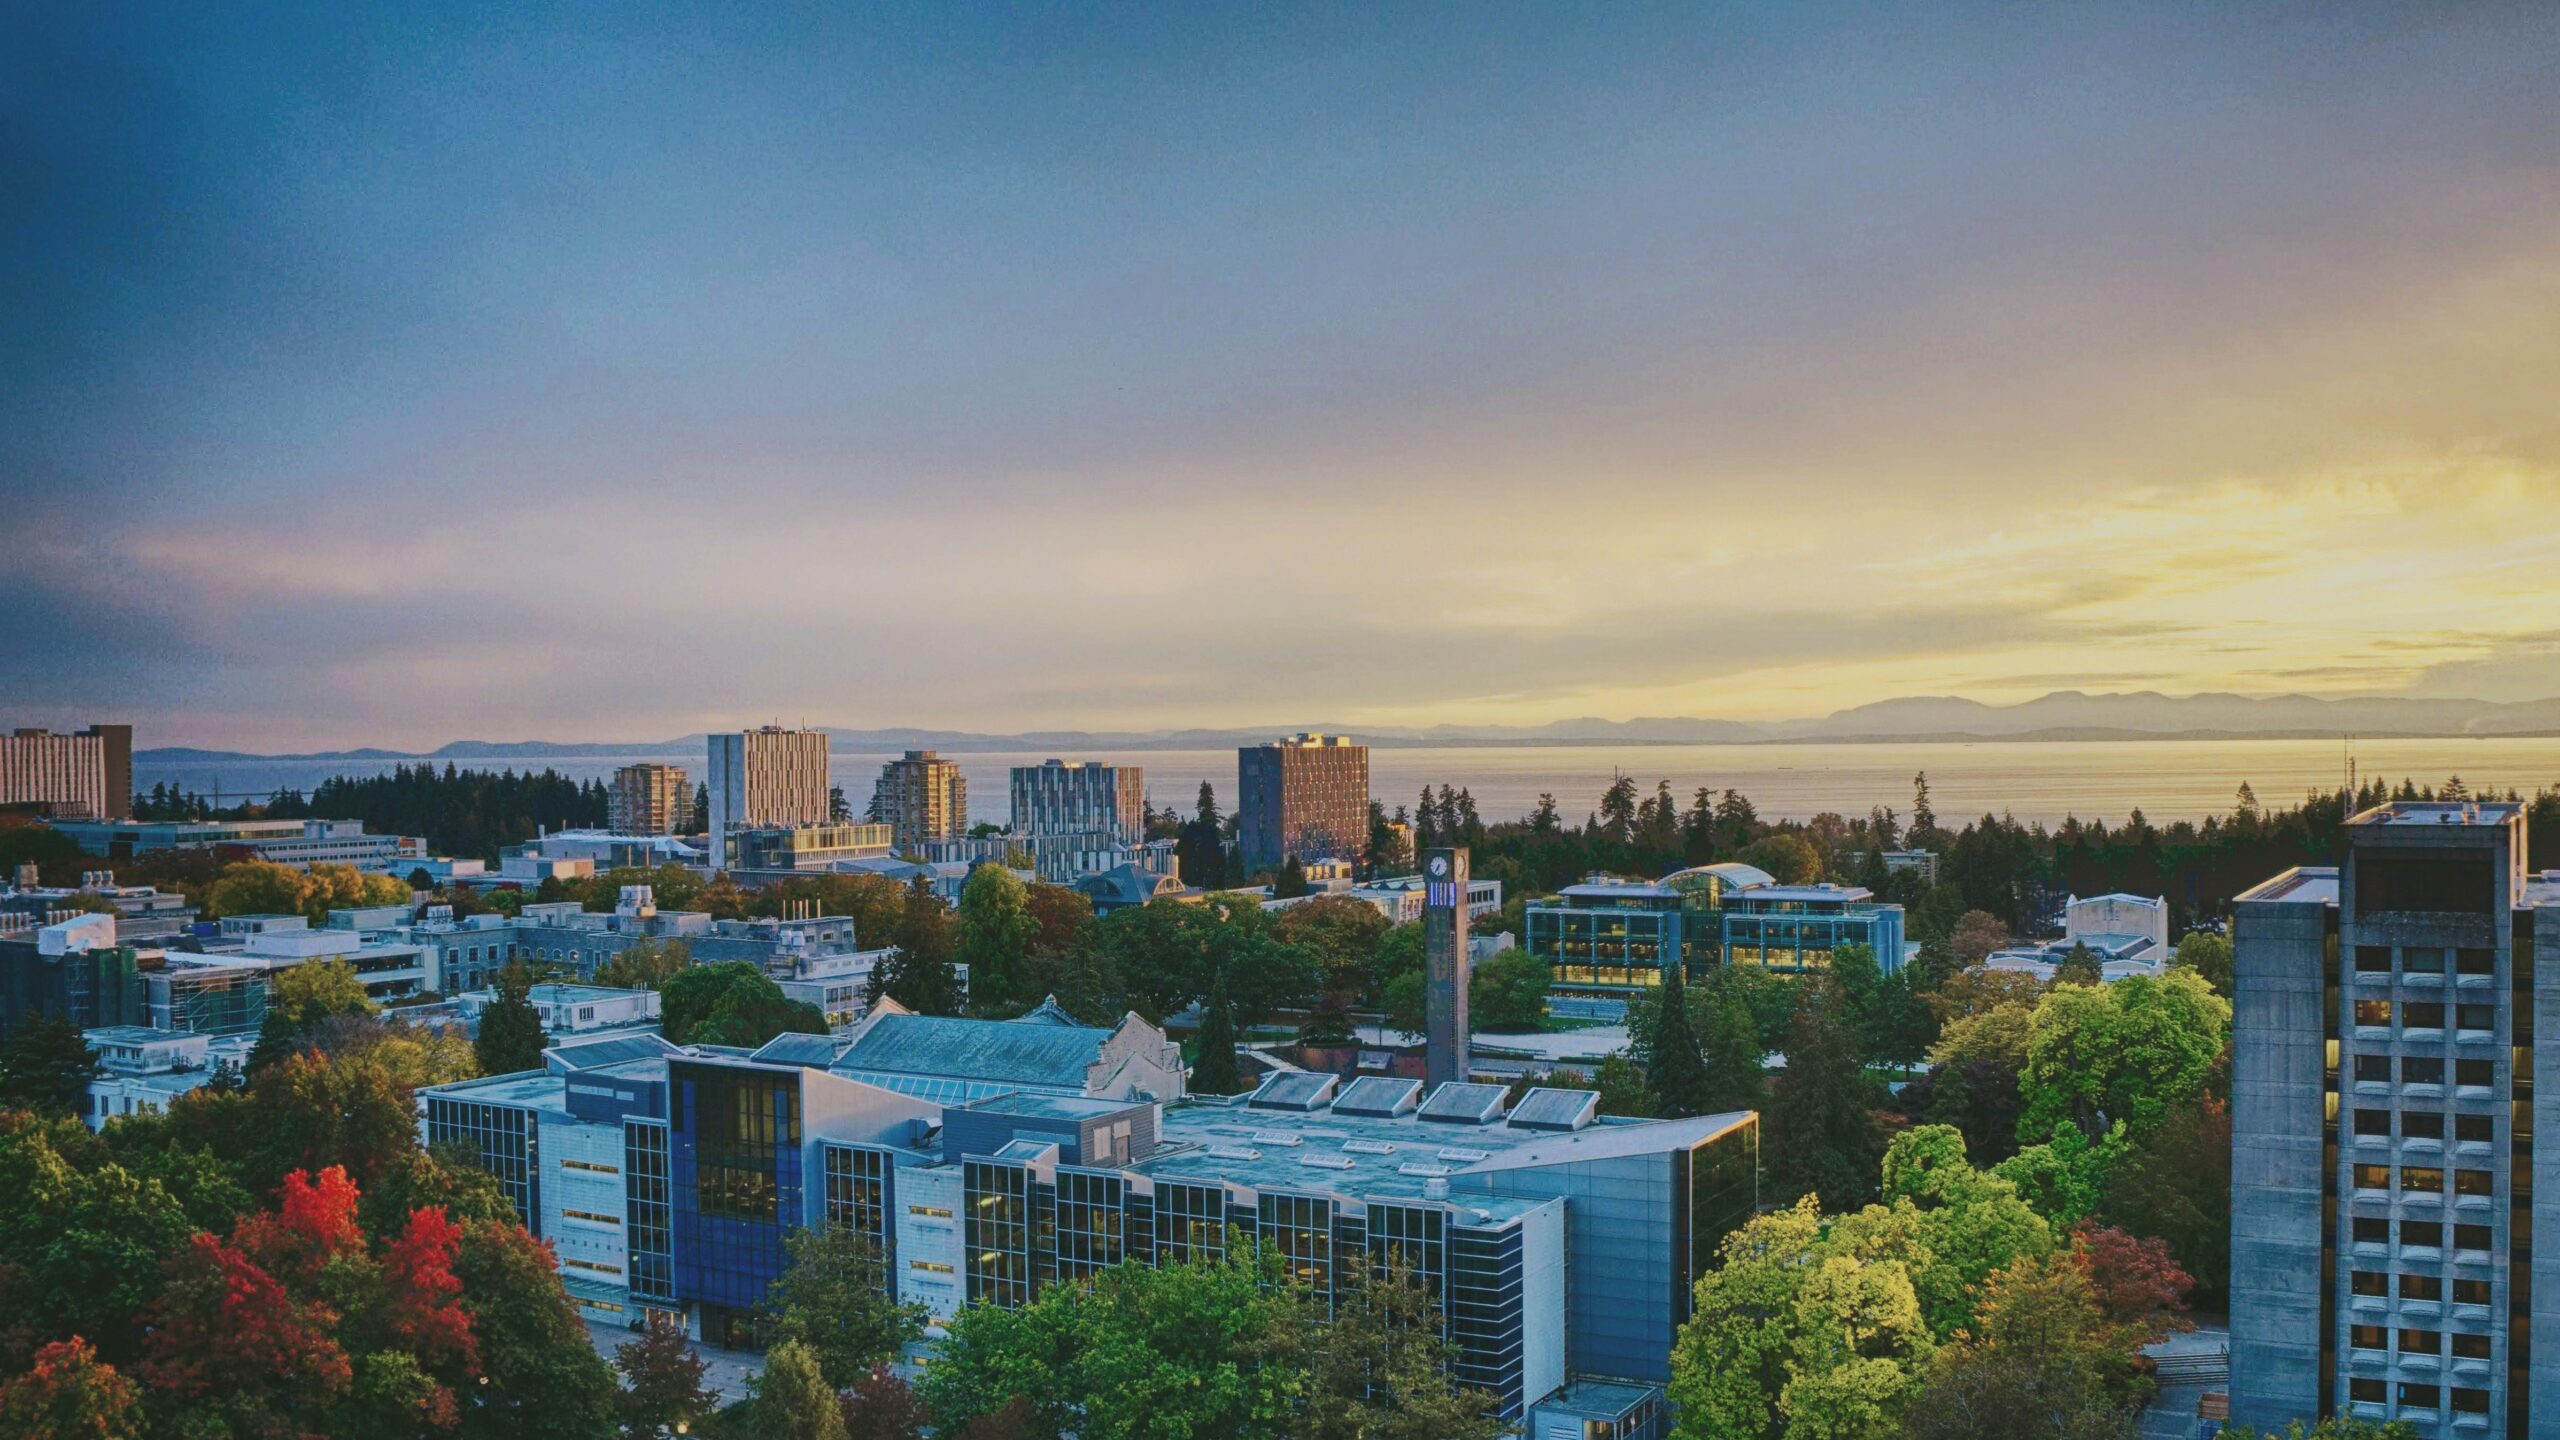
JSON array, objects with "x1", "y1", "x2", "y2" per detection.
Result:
[
  {"x1": 608, "y1": 762, "x2": 690, "y2": 835},
  {"x1": 706, "y1": 728, "x2": 830, "y2": 868},
  {"x1": 870, "y1": 750, "x2": 968, "y2": 853},
  {"x1": 0, "y1": 725, "x2": 132, "y2": 821},
  {"x1": 2231, "y1": 801, "x2": 2552, "y2": 1436},
  {"x1": 1010, "y1": 759, "x2": 1144, "y2": 845},
  {"x1": 1237, "y1": 733, "x2": 1368, "y2": 875}
]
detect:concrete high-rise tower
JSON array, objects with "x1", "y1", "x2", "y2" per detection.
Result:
[
  {"x1": 706, "y1": 727, "x2": 830, "y2": 867},
  {"x1": 1423, "y1": 846, "x2": 1472, "y2": 1089}
]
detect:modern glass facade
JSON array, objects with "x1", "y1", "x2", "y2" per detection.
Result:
[
  {"x1": 1721, "y1": 889, "x2": 1906, "y2": 974},
  {"x1": 425, "y1": 1094, "x2": 539, "y2": 1229},
  {"x1": 1054, "y1": 1168, "x2": 1129, "y2": 1281},
  {"x1": 1527, "y1": 887, "x2": 1688, "y2": 989},
  {"x1": 624, "y1": 1117, "x2": 674, "y2": 1306},
  {"x1": 963, "y1": 1159, "x2": 1037, "y2": 1309},
  {"x1": 668, "y1": 1062, "x2": 802, "y2": 1325},
  {"x1": 821, "y1": 1142, "x2": 895, "y2": 1258}
]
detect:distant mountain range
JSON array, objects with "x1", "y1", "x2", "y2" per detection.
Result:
[{"x1": 133, "y1": 690, "x2": 2560, "y2": 766}]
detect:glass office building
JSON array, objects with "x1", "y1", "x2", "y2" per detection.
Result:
[
  {"x1": 1720, "y1": 884, "x2": 1908, "y2": 975},
  {"x1": 1525, "y1": 879, "x2": 1690, "y2": 989}
]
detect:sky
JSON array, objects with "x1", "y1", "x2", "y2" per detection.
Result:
[{"x1": 5, "y1": 3, "x2": 2559, "y2": 752}]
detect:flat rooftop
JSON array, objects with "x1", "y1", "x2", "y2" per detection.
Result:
[
  {"x1": 1124, "y1": 1086, "x2": 1752, "y2": 1213},
  {"x1": 2236, "y1": 867, "x2": 2339, "y2": 905},
  {"x1": 2353, "y1": 801, "x2": 2522, "y2": 827}
]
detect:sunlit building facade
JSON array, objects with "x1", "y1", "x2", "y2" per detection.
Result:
[{"x1": 1237, "y1": 734, "x2": 1369, "y2": 873}]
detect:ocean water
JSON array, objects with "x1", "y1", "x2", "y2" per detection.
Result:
[{"x1": 135, "y1": 736, "x2": 2560, "y2": 830}]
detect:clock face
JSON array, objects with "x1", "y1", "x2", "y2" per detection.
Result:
[{"x1": 1428, "y1": 856, "x2": 1449, "y2": 877}]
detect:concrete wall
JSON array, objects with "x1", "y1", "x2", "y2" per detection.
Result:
[{"x1": 2229, "y1": 889, "x2": 2331, "y2": 1429}]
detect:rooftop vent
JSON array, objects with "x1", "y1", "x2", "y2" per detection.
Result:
[
  {"x1": 1342, "y1": 1140, "x2": 1397, "y2": 1156},
  {"x1": 1506, "y1": 1087, "x2": 1600, "y2": 1132},
  {"x1": 1298, "y1": 1154, "x2": 1356, "y2": 1170},
  {"x1": 1205, "y1": 1145, "x2": 1262, "y2": 1161},
  {"x1": 1245, "y1": 1072, "x2": 1339, "y2": 1112},
  {"x1": 1333, "y1": 1076, "x2": 1423, "y2": 1118},
  {"x1": 1248, "y1": 1130, "x2": 1305, "y2": 1147},
  {"x1": 1398, "y1": 1162, "x2": 1452, "y2": 1177},
  {"x1": 1417, "y1": 1082, "x2": 1509, "y2": 1125}
]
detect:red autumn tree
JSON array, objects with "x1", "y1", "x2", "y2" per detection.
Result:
[
  {"x1": 139, "y1": 1231, "x2": 353, "y2": 1432},
  {"x1": 383, "y1": 1205, "x2": 480, "y2": 1377},
  {"x1": 2069, "y1": 1221, "x2": 2193, "y2": 1341}
]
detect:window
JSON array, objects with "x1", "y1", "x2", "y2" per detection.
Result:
[
  {"x1": 2404, "y1": 1057, "x2": 2445, "y2": 1086},
  {"x1": 2453, "y1": 1223, "x2": 2492, "y2": 1252},
  {"x1": 562, "y1": 1158, "x2": 621, "y2": 1174},
  {"x1": 2352, "y1": 1271, "x2": 2389, "y2": 1297},
  {"x1": 2399, "y1": 1328, "x2": 2441, "y2": 1354},
  {"x1": 2400, "y1": 1220, "x2": 2442, "y2": 1249},
  {"x1": 2457, "y1": 1004, "x2": 2497, "y2": 1032},
  {"x1": 561, "y1": 1208, "x2": 621, "y2": 1225},
  {"x1": 2355, "y1": 999, "x2": 2393, "y2": 1027},
  {"x1": 2350, "y1": 1377, "x2": 2386, "y2": 1404},
  {"x1": 2456, "y1": 1058, "x2": 2494, "y2": 1087},
  {"x1": 907, "y1": 1259, "x2": 953, "y2": 1274},
  {"x1": 2403, "y1": 946, "x2": 2448, "y2": 975},
  {"x1": 562, "y1": 1257, "x2": 623, "y2": 1275},
  {"x1": 2400, "y1": 1274, "x2": 2443, "y2": 1300},
  {"x1": 2453, "y1": 1278, "x2": 2492, "y2": 1305},
  {"x1": 2452, "y1": 1332, "x2": 2492, "y2": 1359},
  {"x1": 2403, "y1": 1112, "x2": 2445, "y2": 1140},
  {"x1": 2353, "y1": 1216, "x2": 2389, "y2": 1244},
  {"x1": 2397, "y1": 1383, "x2": 2441, "y2": 1409},
  {"x1": 2349, "y1": 1323, "x2": 2387, "y2": 1350},
  {"x1": 2355, "y1": 1164, "x2": 2393, "y2": 1191},
  {"x1": 907, "y1": 1205, "x2": 954, "y2": 1218},
  {"x1": 2457, "y1": 947, "x2": 2495, "y2": 977},
  {"x1": 2355, "y1": 1055, "x2": 2393, "y2": 1083},
  {"x1": 2357, "y1": 850, "x2": 2492, "y2": 915},
  {"x1": 2453, "y1": 1388, "x2": 2490, "y2": 1416},
  {"x1": 2404, "y1": 1002, "x2": 2445, "y2": 1030},
  {"x1": 2400, "y1": 1167, "x2": 2444, "y2": 1194},
  {"x1": 2356, "y1": 946, "x2": 2393, "y2": 973},
  {"x1": 2457, "y1": 1113, "x2": 2494, "y2": 1144},
  {"x1": 2354, "y1": 1108, "x2": 2391, "y2": 1137},
  {"x1": 2455, "y1": 1169, "x2": 2494, "y2": 1198}
]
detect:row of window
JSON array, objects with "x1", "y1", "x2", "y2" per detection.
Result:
[
  {"x1": 2350, "y1": 1165, "x2": 2495, "y2": 1197},
  {"x1": 561, "y1": 1208, "x2": 622, "y2": 1225},
  {"x1": 2349, "y1": 1271, "x2": 2494, "y2": 1304},
  {"x1": 2351, "y1": 1109, "x2": 2495, "y2": 1143},
  {"x1": 2350, "y1": 1217, "x2": 2495, "y2": 1252},
  {"x1": 2354, "y1": 945, "x2": 2495, "y2": 978},
  {"x1": 2350, "y1": 999, "x2": 2499, "y2": 1032},
  {"x1": 2346, "y1": 1377, "x2": 2491, "y2": 1414},
  {"x1": 2349, "y1": 1055, "x2": 2498, "y2": 1087},
  {"x1": 2348, "y1": 1324, "x2": 2492, "y2": 1358}
]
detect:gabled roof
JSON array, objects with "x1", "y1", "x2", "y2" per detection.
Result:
[
  {"x1": 1013, "y1": 995, "x2": 1084, "y2": 1027},
  {"x1": 831, "y1": 1011, "x2": 1111, "y2": 1090}
]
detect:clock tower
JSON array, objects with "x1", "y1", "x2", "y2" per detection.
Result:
[{"x1": 1422, "y1": 847, "x2": 1471, "y2": 1089}]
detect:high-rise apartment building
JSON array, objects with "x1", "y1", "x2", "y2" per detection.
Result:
[
  {"x1": 706, "y1": 728, "x2": 830, "y2": 868},
  {"x1": 2230, "y1": 801, "x2": 2552, "y2": 1436},
  {"x1": 607, "y1": 762, "x2": 690, "y2": 835},
  {"x1": 0, "y1": 725, "x2": 132, "y2": 821},
  {"x1": 1009, "y1": 759, "x2": 1144, "y2": 845},
  {"x1": 869, "y1": 750, "x2": 968, "y2": 853},
  {"x1": 1237, "y1": 733, "x2": 1368, "y2": 873}
]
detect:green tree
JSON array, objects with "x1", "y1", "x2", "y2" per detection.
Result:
[
  {"x1": 1767, "y1": 976, "x2": 1879, "y2": 1208},
  {"x1": 765, "y1": 1227, "x2": 927, "y2": 1388},
  {"x1": 454, "y1": 1218, "x2": 618, "y2": 1440},
  {"x1": 1671, "y1": 1199, "x2": 1824, "y2": 1440},
  {"x1": 1294, "y1": 1262, "x2": 1505, "y2": 1440},
  {"x1": 1900, "y1": 1249, "x2": 2141, "y2": 1440},
  {"x1": 920, "y1": 1251, "x2": 1303, "y2": 1440},
  {"x1": 1191, "y1": 971, "x2": 1245, "y2": 1095},
  {"x1": 0, "y1": 1014, "x2": 99, "y2": 1119},
  {"x1": 956, "y1": 864, "x2": 1040, "y2": 1017},
  {"x1": 868, "y1": 877, "x2": 961, "y2": 1016},
  {"x1": 1694, "y1": 970, "x2": 1768, "y2": 1114},
  {"x1": 661, "y1": 961, "x2": 829, "y2": 1047},
  {"x1": 473, "y1": 963, "x2": 550, "y2": 1076},
  {"x1": 1469, "y1": 951, "x2": 1551, "y2": 1031},
  {"x1": 2017, "y1": 969, "x2": 2229, "y2": 1146},
  {"x1": 271, "y1": 957, "x2": 379, "y2": 1027},
  {"x1": 753, "y1": 1339, "x2": 849, "y2": 1440},
  {"x1": 2052, "y1": 943, "x2": 2103, "y2": 988},
  {"x1": 2170, "y1": 930, "x2": 2233, "y2": 997},
  {"x1": 2215, "y1": 1421, "x2": 2417, "y2": 1440},
  {"x1": 1640, "y1": 963, "x2": 1710, "y2": 1118},
  {"x1": 593, "y1": 938, "x2": 692, "y2": 991}
]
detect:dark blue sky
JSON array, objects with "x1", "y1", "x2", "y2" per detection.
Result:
[{"x1": 7, "y1": 4, "x2": 2558, "y2": 748}]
